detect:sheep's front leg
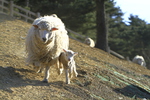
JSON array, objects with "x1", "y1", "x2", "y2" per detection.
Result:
[
  {"x1": 42, "y1": 66, "x2": 50, "y2": 83},
  {"x1": 69, "y1": 66, "x2": 73, "y2": 78},
  {"x1": 65, "y1": 69, "x2": 70, "y2": 84}
]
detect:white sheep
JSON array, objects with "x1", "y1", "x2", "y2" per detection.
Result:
[
  {"x1": 25, "y1": 14, "x2": 69, "y2": 83},
  {"x1": 84, "y1": 37, "x2": 95, "y2": 47},
  {"x1": 132, "y1": 55, "x2": 146, "y2": 67},
  {"x1": 59, "y1": 49, "x2": 78, "y2": 84},
  {"x1": 33, "y1": 49, "x2": 78, "y2": 84}
]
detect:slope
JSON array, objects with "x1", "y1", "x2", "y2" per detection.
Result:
[{"x1": 0, "y1": 13, "x2": 150, "y2": 100}]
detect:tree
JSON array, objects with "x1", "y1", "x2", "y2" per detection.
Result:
[
  {"x1": 128, "y1": 15, "x2": 150, "y2": 58},
  {"x1": 95, "y1": 0, "x2": 108, "y2": 52}
]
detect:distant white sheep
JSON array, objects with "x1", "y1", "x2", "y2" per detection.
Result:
[
  {"x1": 84, "y1": 37, "x2": 95, "y2": 47},
  {"x1": 132, "y1": 55, "x2": 146, "y2": 67},
  {"x1": 59, "y1": 49, "x2": 78, "y2": 84},
  {"x1": 25, "y1": 14, "x2": 69, "y2": 83}
]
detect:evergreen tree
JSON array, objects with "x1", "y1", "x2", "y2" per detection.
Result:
[
  {"x1": 95, "y1": 0, "x2": 108, "y2": 51},
  {"x1": 128, "y1": 15, "x2": 150, "y2": 61},
  {"x1": 13, "y1": 0, "x2": 150, "y2": 67}
]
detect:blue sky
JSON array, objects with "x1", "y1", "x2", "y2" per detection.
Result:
[{"x1": 114, "y1": 0, "x2": 150, "y2": 24}]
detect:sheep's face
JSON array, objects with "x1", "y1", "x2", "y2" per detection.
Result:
[
  {"x1": 63, "y1": 49, "x2": 78, "y2": 62},
  {"x1": 137, "y1": 58, "x2": 144, "y2": 65},
  {"x1": 86, "y1": 40, "x2": 91, "y2": 45},
  {"x1": 33, "y1": 22, "x2": 58, "y2": 43},
  {"x1": 38, "y1": 28, "x2": 57, "y2": 43},
  {"x1": 85, "y1": 38, "x2": 91, "y2": 45}
]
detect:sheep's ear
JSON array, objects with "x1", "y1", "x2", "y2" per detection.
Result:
[
  {"x1": 33, "y1": 25, "x2": 38, "y2": 28},
  {"x1": 74, "y1": 52, "x2": 78, "y2": 56},
  {"x1": 51, "y1": 14, "x2": 57, "y2": 17},
  {"x1": 63, "y1": 49, "x2": 67, "y2": 52},
  {"x1": 51, "y1": 28, "x2": 58, "y2": 31}
]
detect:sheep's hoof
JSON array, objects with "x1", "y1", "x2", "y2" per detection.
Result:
[
  {"x1": 42, "y1": 79, "x2": 48, "y2": 83},
  {"x1": 58, "y1": 71, "x2": 63, "y2": 75},
  {"x1": 59, "y1": 69, "x2": 63, "y2": 75},
  {"x1": 75, "y1": 74, "x2": 78, "y2": 77},
  {"x1": 66, "y1": 81, "x2": 70, "y2": 84}
]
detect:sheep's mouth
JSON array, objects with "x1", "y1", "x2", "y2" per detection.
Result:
[
  {"x1": 41, "y1": 39, "x2": 48, "y2": 44},
  {"x1": 42, "y1": 37, "x2": 54, "y2": 44},
  {"x1": 42, "y1": 38, "x2": 47, "y2": 42}
]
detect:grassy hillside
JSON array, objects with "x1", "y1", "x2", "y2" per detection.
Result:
[{"x1": 0, "y1": 13, "x2": 150, "y2": 100}]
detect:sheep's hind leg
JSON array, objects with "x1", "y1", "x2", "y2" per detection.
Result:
[
  {"x1": 42, "y1": 66, "x2": 50, "y2": 83},
  {"x1": 73, "y1": 65, "x2": 78, "y2": 77},
  {"x1": 59, "y1": 62, "x2": 64, "y2": 75},
  {"x1": 56, "y1": 59, "x2": 63, "y2": 75},
  {"x1": 69, "y1": 67, "x2": 73, "y2": 78},
  {"x1": 36, "y1": 66, "x2": 44, "y2": 73}
]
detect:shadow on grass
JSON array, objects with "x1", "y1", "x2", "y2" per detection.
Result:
[
  {"x1": 0, "y1": 66, "x2": 50, "y2": 92},
  {"x1": 0, "y1": 65, "x2": 94, "y2": 100},
  {"x1": 144, "y1": 75, "x2": 150, "y2": 78},
  {"x1": 114, "y1": 84, "x2": 150, "y2": 99},
  {"x1": 50, "y1": 81, "x2": 98, "y2": 100}
]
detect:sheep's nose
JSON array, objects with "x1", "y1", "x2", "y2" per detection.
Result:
[
  {"x1": 42, "y1": 38, "x2": 46, "y2": 42},
  {"x1": 68, "y1": 58, "x2": 71, "y2": 61}
]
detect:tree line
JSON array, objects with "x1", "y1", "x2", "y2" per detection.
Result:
[{"x1": 12, "y1": 0, "x2": 150, "y2": 68}]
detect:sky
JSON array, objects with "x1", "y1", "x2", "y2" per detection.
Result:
[{"x1": 114, "y1": 0, "x2": 150, "y2": 24}]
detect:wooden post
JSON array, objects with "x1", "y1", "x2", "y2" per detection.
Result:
[
  {"x1": 9, "y1": 1, "x2": 13, "y2": 17},
  {"x1": 25, "y1": 11, "x2": 28, "y2": 22},
  {"x1": 126, "y1": 56, "x2": 130, "y2": 61},
  {"x1": 0, "y1": 0, "x2": 4, "y2": 12},
  {"x1": 37, "y1": 12, "x2": 40, "y2": 17},
  {"x1": 107, "y1": 46, "x2": 110, "y2": 54}
]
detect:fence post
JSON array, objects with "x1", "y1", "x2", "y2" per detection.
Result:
[
  {"x1": 126, "y1": 56, "x2": 130, "y2": 61},
  {"x1": 9, "y1": 1, "x2": 13, "y2": 17},
  {"x1": 107, "y1": 46, "x2": 110, "y2": 54},
  {"x1": 25, "y1": 11, "x2": 28, "y2": 22},
  {"x1": 37, "y1": 12, "x2": 40, "y2": 17},
  {"x1": 0, "y1": 0, "x2": 4, "y2": 12}
]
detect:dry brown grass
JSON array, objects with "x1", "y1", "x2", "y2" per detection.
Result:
[{"x1": 0, "y1": 13, "x2": 150, "y2": 100}]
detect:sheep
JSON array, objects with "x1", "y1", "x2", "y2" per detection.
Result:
[
  {"x1": 132, "y1": 55, "x2": 146, "y2": 67},
  {"x1": 25, "y1": 14, "x2": 69, "y2": 83},
  {"x1": 59, "y1": 49, "x2": 78, "y2": 84},
  {"x1": 84, "y1": 37, "x2": 95, "y2": 47},
  {"x1": 32, "y1": 49, "x2": 78, "y2": 84}
]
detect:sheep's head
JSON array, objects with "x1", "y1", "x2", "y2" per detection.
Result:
[
  {"x1": 33, "y1": 21, "x2": 58, "y2": 43},
  {"x1": 63, "y1": 49, "x2": 78, "y2": 62},
  {"x1": 137, "y1": 57, "x2": 144, "y2": 66},
  {"x1": 85, "y1": 38, "x2": 91, "y2": 45}
]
